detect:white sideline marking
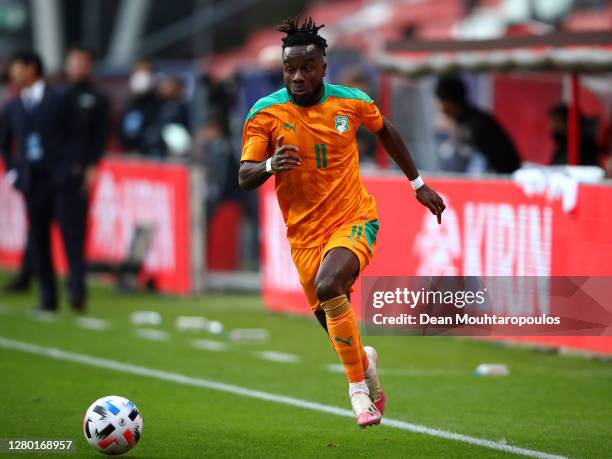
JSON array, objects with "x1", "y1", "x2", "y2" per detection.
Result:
[
  {"x1": 381, "y1": 368, "x2": 464, "y2": 376},
  {"x1": 191, "y1": 339, "x2": 228, "y2": 352},
  {"x1": 134, "y1": 328, "x2": 169, "y2": 341},
  {"x1": 256, "y1": 351, "x2": 301, "y2": 363},
  {"x1": 0, "y1": 337, "x2": 566, "y2": 459}
]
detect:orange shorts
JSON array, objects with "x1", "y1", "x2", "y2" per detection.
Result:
[{"x1": 290, "y1": 219, "x2": 379, "y2": 313}]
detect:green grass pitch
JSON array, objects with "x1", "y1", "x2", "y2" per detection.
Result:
[{"x1": 0, "y1": 271, "x2": 610, "y2": 458}]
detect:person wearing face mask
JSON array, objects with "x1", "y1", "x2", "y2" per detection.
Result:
[{"x1": 119, "y1": 60, "x2": 160, "y2": 155}]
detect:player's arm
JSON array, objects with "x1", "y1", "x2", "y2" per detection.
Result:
[
  {"x1": 238, "y1": 136, "x2": 301, "y2": 190},
  {"x1": 376, "y1": 116, "x2": 446, "y2": 223}
]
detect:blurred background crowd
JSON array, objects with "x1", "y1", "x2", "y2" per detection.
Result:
[{"x1": 1, "y1": 0, "x2": 612, "y2": 309}]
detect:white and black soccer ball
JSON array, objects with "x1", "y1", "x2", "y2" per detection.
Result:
[{"x1": 83, "y1": 395, "x2": 143, "y2": 455}]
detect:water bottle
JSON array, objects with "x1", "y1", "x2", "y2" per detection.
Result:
[{"x1": 475, "y1": 364, "x2": 509, "y2": 376}]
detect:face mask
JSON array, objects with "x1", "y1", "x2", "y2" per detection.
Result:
[{"x1": 130, "y1": 71, "x2": 153, "y2": 94}]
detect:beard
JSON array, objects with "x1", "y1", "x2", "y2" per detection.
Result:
[{"x1": 289, "y1": 81, "x2": 324, "y2": 107}]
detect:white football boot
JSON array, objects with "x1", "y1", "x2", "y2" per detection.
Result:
[
  {"x1": 350, "y1": 391, "x2": 381, "y2": 428},
  {"x1": 364, "y1": 346, "x2": 387, "y2": 416}
]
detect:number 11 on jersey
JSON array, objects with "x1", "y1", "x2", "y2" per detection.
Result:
[{"x1": 315, "y1": 143, "x2": 328, "y2": 169}]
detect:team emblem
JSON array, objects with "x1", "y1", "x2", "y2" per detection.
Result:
[{"x1": 335, "y1": 115, "x2": 349, "y2": 134}]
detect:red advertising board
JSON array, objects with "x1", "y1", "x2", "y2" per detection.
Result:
[
  {"x1": 0, "y1": 165, "x2": 26, "y2": 270},
  {"x1": 0, "y1": 158, "x2": 192, "y2": 294},
  {"x1": 261, "y1": 175, "x2": 612, "y2": 353}
]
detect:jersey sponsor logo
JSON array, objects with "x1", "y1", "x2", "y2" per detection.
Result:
[{"x1": 335, "y1": 115, "x2": 349, "y2": 134}]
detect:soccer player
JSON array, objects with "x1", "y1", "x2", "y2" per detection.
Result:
[{"x1": 239, "y1": 17, "x2": 445, "y2": 428}]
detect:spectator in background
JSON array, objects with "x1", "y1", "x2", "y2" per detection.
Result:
[
  {"x1": 548, "y1": 103, "x2": 599, "y2": 166},
  {"x1": 196, "y1": 115, "x2": 240, "y2": 219},
  {"x1": 119, "y1": 60, "x2": 159, "y2": 155},
  {"x1": 435, "y1": 75, "x2": 521, "y2": 174},
  {"x1": 157, "y1": 75, "x2": 189, "y2": 130},
  {"x1": 152, "y1": 74, "x2": 191, "y2": 158},
  {"x1": 1, "y1": 50, "x2": 87, "y2": 312},
  {"x1": 196, "y1": 114, "x2": 259, "y2": 268}
]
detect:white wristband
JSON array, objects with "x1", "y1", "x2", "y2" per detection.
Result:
[
  {"x1": 265, "y1": 157, "x2": 274, "y2": 174},
  {"x1": 411, "y1": 175, "x2": 425, "y2": 191}
]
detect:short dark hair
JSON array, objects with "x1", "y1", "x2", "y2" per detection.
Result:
[
  {"x1": 277, "y1": 16, "x2": 328, "y2": 56},
  {"x1": 10, "y1": 50, "x2": 44, "y2": 77},
  {"x1": 67, "y1": 45, "x2": 95, "y2": 60},
  {"x1": 435, "y1": 75, "x2": 467, "y2": 104}
]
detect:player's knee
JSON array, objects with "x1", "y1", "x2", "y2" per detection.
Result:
[{"x1": 315, "y1": 276, "x2": 344, "y2": 302}]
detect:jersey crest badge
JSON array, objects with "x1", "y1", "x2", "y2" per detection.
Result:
[
  {"x1": 283, "y1": 122, "x2": 296, "y2": 133},
  {"x1": 335, "y1": 115, "x2": 349, "y2": 134}
]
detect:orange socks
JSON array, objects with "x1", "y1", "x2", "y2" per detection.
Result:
[{"x1": 320, "y1": 295, "x2": 369, "y2": 383}]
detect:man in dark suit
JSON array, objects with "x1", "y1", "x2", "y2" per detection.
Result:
[
  {"x1": 63, "y1": 46, "x2": 110, "y2": 182},
  {"x1": 1, "y1": 50, "x2": 88, "y2": 312},
  {"x1": 63, "y1": 46, "x2": 110, "y2": 223}
]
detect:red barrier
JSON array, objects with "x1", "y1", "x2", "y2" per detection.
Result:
[
  {"x1": 207, "y1": 202, "x2": 241, "y2": 271},
  {"x1": 261, "y1": 175, "x2": 612, "y2": 354},
  {"x1": 0, "y1": 158, "x2": 192, "y2": 294},
  {"x1": 0, "y1": 165, "x2": 26, "y2": 270}
]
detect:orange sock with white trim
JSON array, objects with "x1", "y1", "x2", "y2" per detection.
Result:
[{"x1": 320, "y1": 295, "x2": 369, "y2": 383}]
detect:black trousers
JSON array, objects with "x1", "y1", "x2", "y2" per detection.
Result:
[
  {"x1": 25, "y1": 178, "x2": 87, "y2": 309},
  {"x1": 13, "y1": 227, "x2": 33, "y2": 284}
]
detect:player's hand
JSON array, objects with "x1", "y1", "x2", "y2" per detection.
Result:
[
  {"x1": 416, "y1": 184, "x2": 446, "y2": 224},
  {"x1": 271, "y1": 135, "x2": 301, "y2": 173}
]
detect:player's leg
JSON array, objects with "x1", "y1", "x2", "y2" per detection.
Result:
[
  {"x1": 290, "y1": 246, "x2": 332, "y2": 334},
  {"x1": 315, "y1": 247, "x2": 380, "y2": 427},
  {"x1": 290, "y1": 238, "x2": 384, "y2": 426},
  {"x1": 312, "y1": 291, "x2": 353, "y2": 333},
  {"x1": 289, "y1": 246, "x2": 353, "y2": 336},
  {"x1": 315, "y1": 248, "x2": 368, "y2": 378},
  {"x1": 313, "y1": 309, "x2": 328, "y2": 332},
  {"x1": 320, "y1": 220, "x2": 386, "y2": 418}
]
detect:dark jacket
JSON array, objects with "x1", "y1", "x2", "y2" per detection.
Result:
[
  {"x1": 119, "y1": 91, "x2": 160, "y2": 153},
  {"x1": 61, "y1": 81, "x2": 111, "y2": 165},
  {"x1": 458, "y1": 106, "x2": 522, "y2": 174},
  {"x1": 1, "y1": 84, "x2": 81, "y2": 192}
]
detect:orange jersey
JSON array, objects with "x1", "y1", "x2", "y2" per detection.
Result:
[{"x1": 241, "y1": 83, "x2": 383, "y2": 248}]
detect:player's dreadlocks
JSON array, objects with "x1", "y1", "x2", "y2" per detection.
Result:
[{"x1": 277, "y1": 16, "x2": 328, "y2": 56}]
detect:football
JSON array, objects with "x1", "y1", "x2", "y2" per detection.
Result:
[{"x1": 83, "y1": 395, "x2": 143, "y2": 455}]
